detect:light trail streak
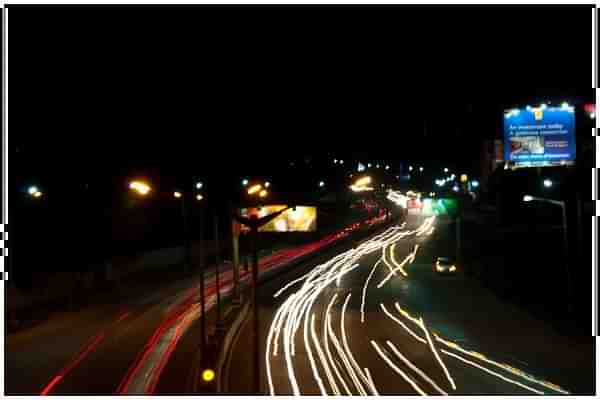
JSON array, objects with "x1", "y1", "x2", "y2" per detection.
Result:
[
  {"x1": 420, "y1": 317, "x2": 456, "y2": 391},
  {"x1": 380, "y1": 303, "x2": 426, "y2": 344},
  {"x1": 440, "y1": 349, "x2": 544, "y2": 395},
  {"x1": 433, "y1": 334, "x2": 570, "y2": 395},
  {"x1": 340, "y1": 293, "x2": 371, "y2": 394},
  {"x1": 266, "y1": 220, "x2": 435, "y2": 394},
  {"x1": 386, "y1": 341, "x2": 448, "y2": 395},
  {"x1": 370, "y1": 340, "x2": 428, "y2": 395},
  {"x1": 311, "y1": 314, "x2": 340, "y2": 395},
  {"x1": 360, "y1": 258, "x2": 381, "y2": 323},
  {"x1": 364, "y1": 368, "x2": 379, "y2": 395},
  {"x1": 377, "y1": 243, "x2": 421, "y2": 288},
  {"x1": 327, "y1": 309, "x2": 366, "y2": 395},
  {"x1": 324, "y1": 295, "x2": 352, "y2": 395}
]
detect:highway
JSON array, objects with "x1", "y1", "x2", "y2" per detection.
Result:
[
  {"x1": 5, "y1": 215, "x2": 383, "y2": 395},
  {"x1": 226, "y1": 213, "x2": 590, "y2": 395}
]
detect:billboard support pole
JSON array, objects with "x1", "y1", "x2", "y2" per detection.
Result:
[
  {"x1": 251, "y1": 221, "x2": 260, "y2": 394},
  {"x1": 230, "y1": 205, "x2": 241, "y2": 305}
]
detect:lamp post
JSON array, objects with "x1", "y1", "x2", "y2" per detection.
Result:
[{"x1": 523, "y1": 195, "x2": 572, "y2": 313}]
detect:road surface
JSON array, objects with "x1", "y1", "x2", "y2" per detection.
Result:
[{"x1": 226, "y1": 214, "x2": 594, "y2": 395}]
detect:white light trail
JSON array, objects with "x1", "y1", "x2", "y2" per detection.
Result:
[
  {"x1": 361, "y1": 259, "x2": 381, "y2": 323},
  {"x1": 386, "y1": 341, "x2": 448, "y2": 395},
  {"x1": 380, "y1": 304, "x2": 426, "y2": 344},
  {"x1": 434, "y1": 334, "x2": 570, "y2": 395},
  {"x1": 420, "y1": 317, "x2": 456, "y2": 390},
  {"x1": 440, "y1": 349, "x2": 544, "y2": 395},
  {"x1": 324, "y1": 295, "x2": 352, "y2": 395},
  {"x1": 370, "y1": 340, "x2": 428, "y2": 395},
  {"x1": 310, "y1": 314, "x2": 339, "y2": 395}
]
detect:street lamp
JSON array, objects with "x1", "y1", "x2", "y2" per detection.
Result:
[
  {"x1": 471, "y1": 180, "x2": 480, "y2": 188},
  {"x1": 444, "y1": 168, "x2": 449, "y2": 173},
  {"x1": 409, "y1": 166, "x2": 413, "y2": 171},
  {"x1": 419, "y1": 167, "x2": 424, "y2": 172},
  {"x1": 247, "y1": 184, "x2": 262, "y2": 195},
  {"x1": 319, "y1": 181, "x2": 325, "y2": 188},
  {"x1": 543, "y1": 179, "x2": 553, "y2": 188},
  {"x1": 196, "y1": 194, "x2": 204, "y2": 201},
  {"x1": 129, "y1": 180, "x2": 151, "y2": 196},
  {"x1": 173, "y1": 191, "x2": 183, "y2": 199},
  {"x1": 242, "y1": 179, "x2": 249, "y2": 186},
  {"x1": 523, "y1": 195, "x2": 572, "y2": 313},
  {"x1": 196, "y1": 182, "x2": 203, "y2": 190},
  {"x1": 259, "y1": 189, "x2": 268, "y2": 198},
  {"x1": 264, "y1": 181, "x2": 271, "y2": 188}
]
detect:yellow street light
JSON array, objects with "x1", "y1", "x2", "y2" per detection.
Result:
[
  {"x1": 33, "y1": 191, "x2": 43, "y2": 198},
  {"x1": 196, "y1": 194, "x2": 204, "y2": 201},
  {"x1": 174, "y1": 191, "x2": 183, "y2": 199},
  {"x1": 129, "y1": 180, "x2": 151, "y2": 196},
  {"x1": 354, "y1": 176, "x2": 372, "y2": 187},
  {"x1": 201, "y1": 368, "x2": 215, "y2": 382},
  {"x1": 259, "y1": 189, "x2": 268, "y2": 198},
  {"x1": 247, "y1": 184, "x2": 262, "y2": 195}
]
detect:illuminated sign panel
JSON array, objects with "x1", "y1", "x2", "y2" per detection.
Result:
[
  {"x1": 239, "y1": 205, "x2": 317, "y2": 232},
  {"x1": 421, "y1": 198, "x2": 458, "y2": 217},
  {"x1": 503, "y1": 105, "x2": 576, "y2": 167}
]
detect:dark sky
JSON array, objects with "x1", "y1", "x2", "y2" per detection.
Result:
[{"x1": 9, "y1": 5, "x2": 594, "y2": 187}]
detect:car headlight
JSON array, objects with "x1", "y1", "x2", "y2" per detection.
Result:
[
  {"x1": 449, "y1": 265, "x2": 456, "y2": 272},
  {"x1": 436, "y1": 264, "x2": 445, "y2": 272}
]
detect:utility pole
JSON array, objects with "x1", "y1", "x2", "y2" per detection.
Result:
[
  {"x1": 198, "y1": 206, "x2": 207, "y2": 356},
  {"x1": 229, "y1": 202, "x2": 241, "y2": 305},
  {"x1": 214, "y1": 213, "x2": 224, "y2": 332}
]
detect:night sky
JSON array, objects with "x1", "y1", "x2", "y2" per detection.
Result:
[{"x1": 9, "y1": 5, "x2": 594, "y2": 192}]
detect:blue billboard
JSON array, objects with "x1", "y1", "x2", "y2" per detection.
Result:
[{"x1": 503, "y1": 105, "x2": 576, "y2": 167}]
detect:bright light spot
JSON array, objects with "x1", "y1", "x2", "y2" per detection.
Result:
[
  {"x1": 409, "y1": 166, "x2": 413, "y2": 171},
  {"x1": 367, "y1": 163, "x2": 372, "y2": 168},
  {"x1": 540, "y1": 104, "x2": 547, "y2": 110},
  {"x1": 526, "y1": 105, "x2": 532, "y2": 111},
  {"x1": 340, "y1": 160, "x2": 344, "y2": 165},
  {"x1": 419, "y1": 167, "x2": 424, "y2": 172},
  {"x1": 196, "y1": 194, "x2": 204, "y2": 201},
  {"x1": 319, "y1": 181, "x2": 325, "y2": 188},
  {"x1": 450, "y1": 174, "x2": 456, "y2": 180},
  {"x1": 265, "y1": 181, "x2": 271, "y2": 188},
  {"x1": 28, "y1": 186, "x2": 38, "y2": 195},
  {"x1": 561, "y1": 102, "x2": 569, "y2": 109},
  {"x1": 471, "y1": 180, "x2": 479, "y2": 188},
  {"x1": 248, "y1": 184, "x2": 262, "y2": 195},
  {"x1": 196, "y1": 182, "x2": 203, "y2": 189},
  {"x1": 242, "y1": 179, "x2": 249, "y2": 186},
  {"x1": 452, "y1": 185, "x2": 459, "y2": 192},
  {"x1": 355, "y1": 176, "x2": 372, "y2": 186},
  {"x1": 201, "y1": 369, "x2": 215, "y2": 382},
  {"x1": 591, "y1": 113, "x2": 596, "y2": 119},
  {"x1": 444, "y1": 168, "x2": 449, "y2": 173},
  {"x1": 334, "y1": 159, "x2": 338, "y2": 164},
  {"x1": 460, "y1": 174, "x2": 468, "y2": 183},
  {"x1": 376, "y1": 164, "x2": 380, "y2": 169},
  {"x1": 523, "y1": 195, "x2": 533, "y2": 202},
  {"x1": 259, "y1": 189, "x2": 268, "y2": 198},
  {"x1": 512, "y1": 108, "x2": 520, "y2": 115},
  {"x1": 543, "y1": 179, "x2": 553, "y2": 188},
  {"x1": 129, "y1": 181, "x2": 151, "y2": 196},
  {"x1": 385, "y1": 165, "x2": 390, "y2": 170},
  {"x1": 174, "y1": 191, "x2": 182, "y2": 198},
  {"x1": 449, "y1": 265, "x2": 456, "y2": 272},
  {"x1": 357, "y1": 163, "x2": 365, "y2": 172},
  {"x1": 33, "y1": 191, "x2": 43, "y2": 198}
]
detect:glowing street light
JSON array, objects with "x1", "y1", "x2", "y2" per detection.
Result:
[
  {"x1": 247, "y1": 184, "x2": 262, "y2": 195},
  {"x1": 419, "y1": 167, "x2": 424, "y2": 172},
  {"x1": 367, "y1": 163, "x2": 372, "y2": 168},
  {"x1": 196, "y1": 194, "x2": 204, "y2": 201},
  {"x1": 452, "y1": 185, "x2": 459, "y2": 192},
  {"x1": 471, "y1": 180, "x2": 480, "y2": 188},
  {"x1": 174, "y1": 191, "x2": 183, "y2": 199},
  {"x1": 129, "y1": 180, "x2": 151, "y2": 196},
  {"x1": 523, "y1": 195, "x2": 534, "y2": 202},
  {"x1": 409, "y1": 166, "x2": 413, "y2": 171},
  {"x1": 242, "y1": 179, "x2": 249, "y2": 186},
  {"x1": 543, "y1": 179, "x2": 553, "y2": 188},
  {"x1": 259, "y1": 190, "x2": 268, "y2": 198},
  {"x1": 334, "y1": 159, "x2": 338, "y2": 164},
  {"x1": 196, "y1": 182, "x2": 203, "y2": 189},
  {"x1": 339, "y1": 160, "x2": 344, "y2": 165},
  {"x1": 444, "y1": 168, "x2": 449, "y2": 173},
  {"x1": 319, "y1": 181, "x2": 325, "y2": 188},
  {"x1": 201, "y1": 368, "x2": 215, "y2": 383},
  {"x1": 385, "y1": 165, "x2": 390, "y2": 170},
  {"x1": 28, "y1": 186, "x2": 39, "y2": 195},
  {"x1": 264, "y1": 181, "x2": 271, "y2": 188},
  {"x1": 32, "y1": 191, "x2": 43, "y2": 198}
]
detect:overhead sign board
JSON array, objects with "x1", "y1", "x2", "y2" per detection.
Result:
[
  {"x1": 239, "y1": 205, "x2": 317, "y2": 232},
  {"x1": 503, "y1": 105, "x2": 576, "y2": 168}
]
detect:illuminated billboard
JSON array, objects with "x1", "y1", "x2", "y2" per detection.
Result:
[
  {"x1": 239, "y1": 205, "x2": 317, "y2": 232},
  {"x1": 421, "y1": 198, "x2": 458, "y2": 217},
  {"x1": 503, "y1": 105, "x2": 576, "y2": 168}
]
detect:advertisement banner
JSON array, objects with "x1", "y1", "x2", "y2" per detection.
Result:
[
  {"x1": 503, "y1": 105, "x2": 576, "y2": 167},
  {"x1": 239, "y1": 205, "x2": 317, "y2": 232}
]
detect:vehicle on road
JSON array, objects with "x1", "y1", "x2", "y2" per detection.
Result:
[{"x1": 434, "y1": 257, "x2": 457, "y2": 275}]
